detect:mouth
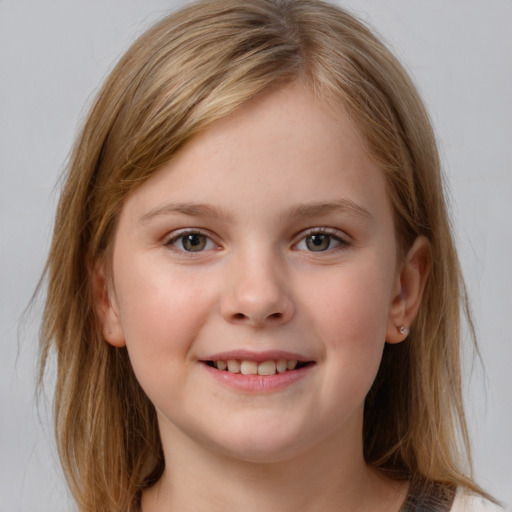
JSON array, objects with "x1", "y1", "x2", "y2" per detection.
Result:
[{"x1": 203, "y1": 359, "x2": 314, "y2": 376}]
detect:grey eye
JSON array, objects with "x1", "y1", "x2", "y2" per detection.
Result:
[
  {"x1": 181, "y1": 234, "x2": 208, "y2": 252},
  {"x1": 305, "y1": 234, "x2": 331, "y2": 251},
  {"x1": 295, "y1": 231, "x2": 346, "y2": 252},
  {"x1": 168, "y1": 232, "x2": 216, "y2": 252}
]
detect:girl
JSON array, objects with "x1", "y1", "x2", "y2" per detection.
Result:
[{"x1": 39, "y1": 1, "x2": 504, "y2": 511}]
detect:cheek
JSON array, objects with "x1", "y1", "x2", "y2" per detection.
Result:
[
  {"x1": 303, "y1": 264, "x2": 392, "y2": 343},
  {"x1": 299, "y1": 258, "x2": 394, "y2": 386},
  {"x1": 113, "y1": 257, "x2": 217, "y2": 370}
]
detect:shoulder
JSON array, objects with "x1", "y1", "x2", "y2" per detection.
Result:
[{"x1": 451, "y1": 490, "x2": 506, "y2": 512}]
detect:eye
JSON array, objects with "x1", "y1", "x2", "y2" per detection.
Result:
[
  {"x1": 166, "y1": 231, "x2": 217, "y2": 252},
  {"x1": 295, "y1": 230, "x2": 348, "y2": 252}
]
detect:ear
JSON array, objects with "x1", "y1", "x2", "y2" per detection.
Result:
[
  {"x1": 386, "y1": 236, "x2": 431, "y2": 344},
  {"x1": 92, "y1": 259, "x2": 126, "y2": 347}
]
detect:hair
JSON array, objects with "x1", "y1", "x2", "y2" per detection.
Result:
[{"x1": 39, "y1": 0, "x2": 487, "y2": 510}]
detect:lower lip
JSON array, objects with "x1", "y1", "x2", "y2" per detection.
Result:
[{"x1": 202, "y1": 363, "x2": 313, "y2": 393}]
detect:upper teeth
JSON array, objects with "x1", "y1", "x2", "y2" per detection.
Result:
[{"x1": 212, "y1": 359, "x2": 299, "y2": 375}]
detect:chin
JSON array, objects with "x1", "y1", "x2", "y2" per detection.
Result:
[{"x1": 204, "y1": 422, "x2": 317, "y2": 464}]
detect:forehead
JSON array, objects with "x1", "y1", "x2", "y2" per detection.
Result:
[{"x1": 120, "y1": 82, "x2": 390, "y2": 226}]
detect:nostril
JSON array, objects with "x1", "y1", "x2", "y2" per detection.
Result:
[{"x1": 231, "y1": 311, "x2": 282, "y2": 321}]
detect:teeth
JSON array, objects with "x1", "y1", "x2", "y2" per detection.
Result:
[
  {"x1": 258, "y1": 360, "x2": 276, "y2": 376},
  {"x1": 212, "y1": 358, "x2": 306, "y2": 375},
  {"x1": 240, "y1": 360, "x2": 258, "y2": 375},
  {"x1": 276, "y1": 359, "x2": 287, "y2": 373},
  {"x1": 227, "y1": 360, "x2": 240, "y2": 373},
  {"x1": 286, "y1": 360, "x2": 297, "y2": 370}
]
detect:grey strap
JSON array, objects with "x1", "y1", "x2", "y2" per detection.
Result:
[{"x1": 400, "y1": 481, "x2": 456, "y2": 512}]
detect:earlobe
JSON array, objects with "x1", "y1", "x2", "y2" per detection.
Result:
[
  {"x1": 92, "y1": 259, "x2": 126, "y2": 347},
  {"x1": 386, "y1": 236, "x2": 431, "y2": 344}
]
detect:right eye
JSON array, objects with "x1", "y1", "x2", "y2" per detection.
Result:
[{"x1": 165, "y1": 231, "x2": 217, "y2": 252}]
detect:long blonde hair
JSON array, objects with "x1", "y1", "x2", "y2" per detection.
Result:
[{"x1": 40, "y1": 0, "x2": 485, "y2": 509}]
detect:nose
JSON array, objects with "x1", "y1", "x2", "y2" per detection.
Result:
[{"x1": 220, "y1": 250, "x2": 295, "y2": 327}]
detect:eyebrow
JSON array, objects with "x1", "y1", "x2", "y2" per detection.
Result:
[
  {"x1": 139, "y1": 202, "x2": 231, "y2": 224},
  {"x1": 284, "y1": 199, "x2": 373, "y2": 221},
  {"x1": 138, "y1": 198, "x2": 372, "y2": 225}
]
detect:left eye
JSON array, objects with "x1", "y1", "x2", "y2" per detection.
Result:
[
  {"x1": 295, "y1": 232, "x2": 346, "y2": 252},
  {"x1": 167, "y1": 232, "x2": 216, "y2": 252}
]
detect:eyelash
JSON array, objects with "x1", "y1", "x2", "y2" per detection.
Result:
[
  {"x1": 164, "y1": 229, "x2": 219, "y2": 254},
  {"x1": 294, "y1": 228, "x2": 350, "y2": 253},
  {"x1": 163, "y1": 228, "x2": 350, "y2": 254}
]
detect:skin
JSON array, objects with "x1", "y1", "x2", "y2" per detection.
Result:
[{"x1": 95, "y1": 82, "x2": 429, "y2": 512}]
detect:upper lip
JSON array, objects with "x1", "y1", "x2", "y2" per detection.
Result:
[{"x1": 202, "y1": 350, "x2": 313, "y2": 363}]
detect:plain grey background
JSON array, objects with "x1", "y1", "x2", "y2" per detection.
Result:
[{"x1": 1, "y1": 1, "x2": 511, "y2": 510}]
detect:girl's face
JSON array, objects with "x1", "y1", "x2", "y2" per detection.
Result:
[{"x1": 100, "y1": 82, "x2": 417, "y2": 463}]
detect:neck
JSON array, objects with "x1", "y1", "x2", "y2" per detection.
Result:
[{"x1": 142, "y1": 421, "x2": 407, "y2": 512}]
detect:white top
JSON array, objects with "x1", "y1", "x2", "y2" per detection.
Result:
[{"x1": 451, "y1": 491, "x2": 507, "y2": 512}]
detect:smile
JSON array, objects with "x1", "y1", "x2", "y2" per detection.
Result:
[{"x1": 205, "y1": 359, "x2": 311, "y2": 375}]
